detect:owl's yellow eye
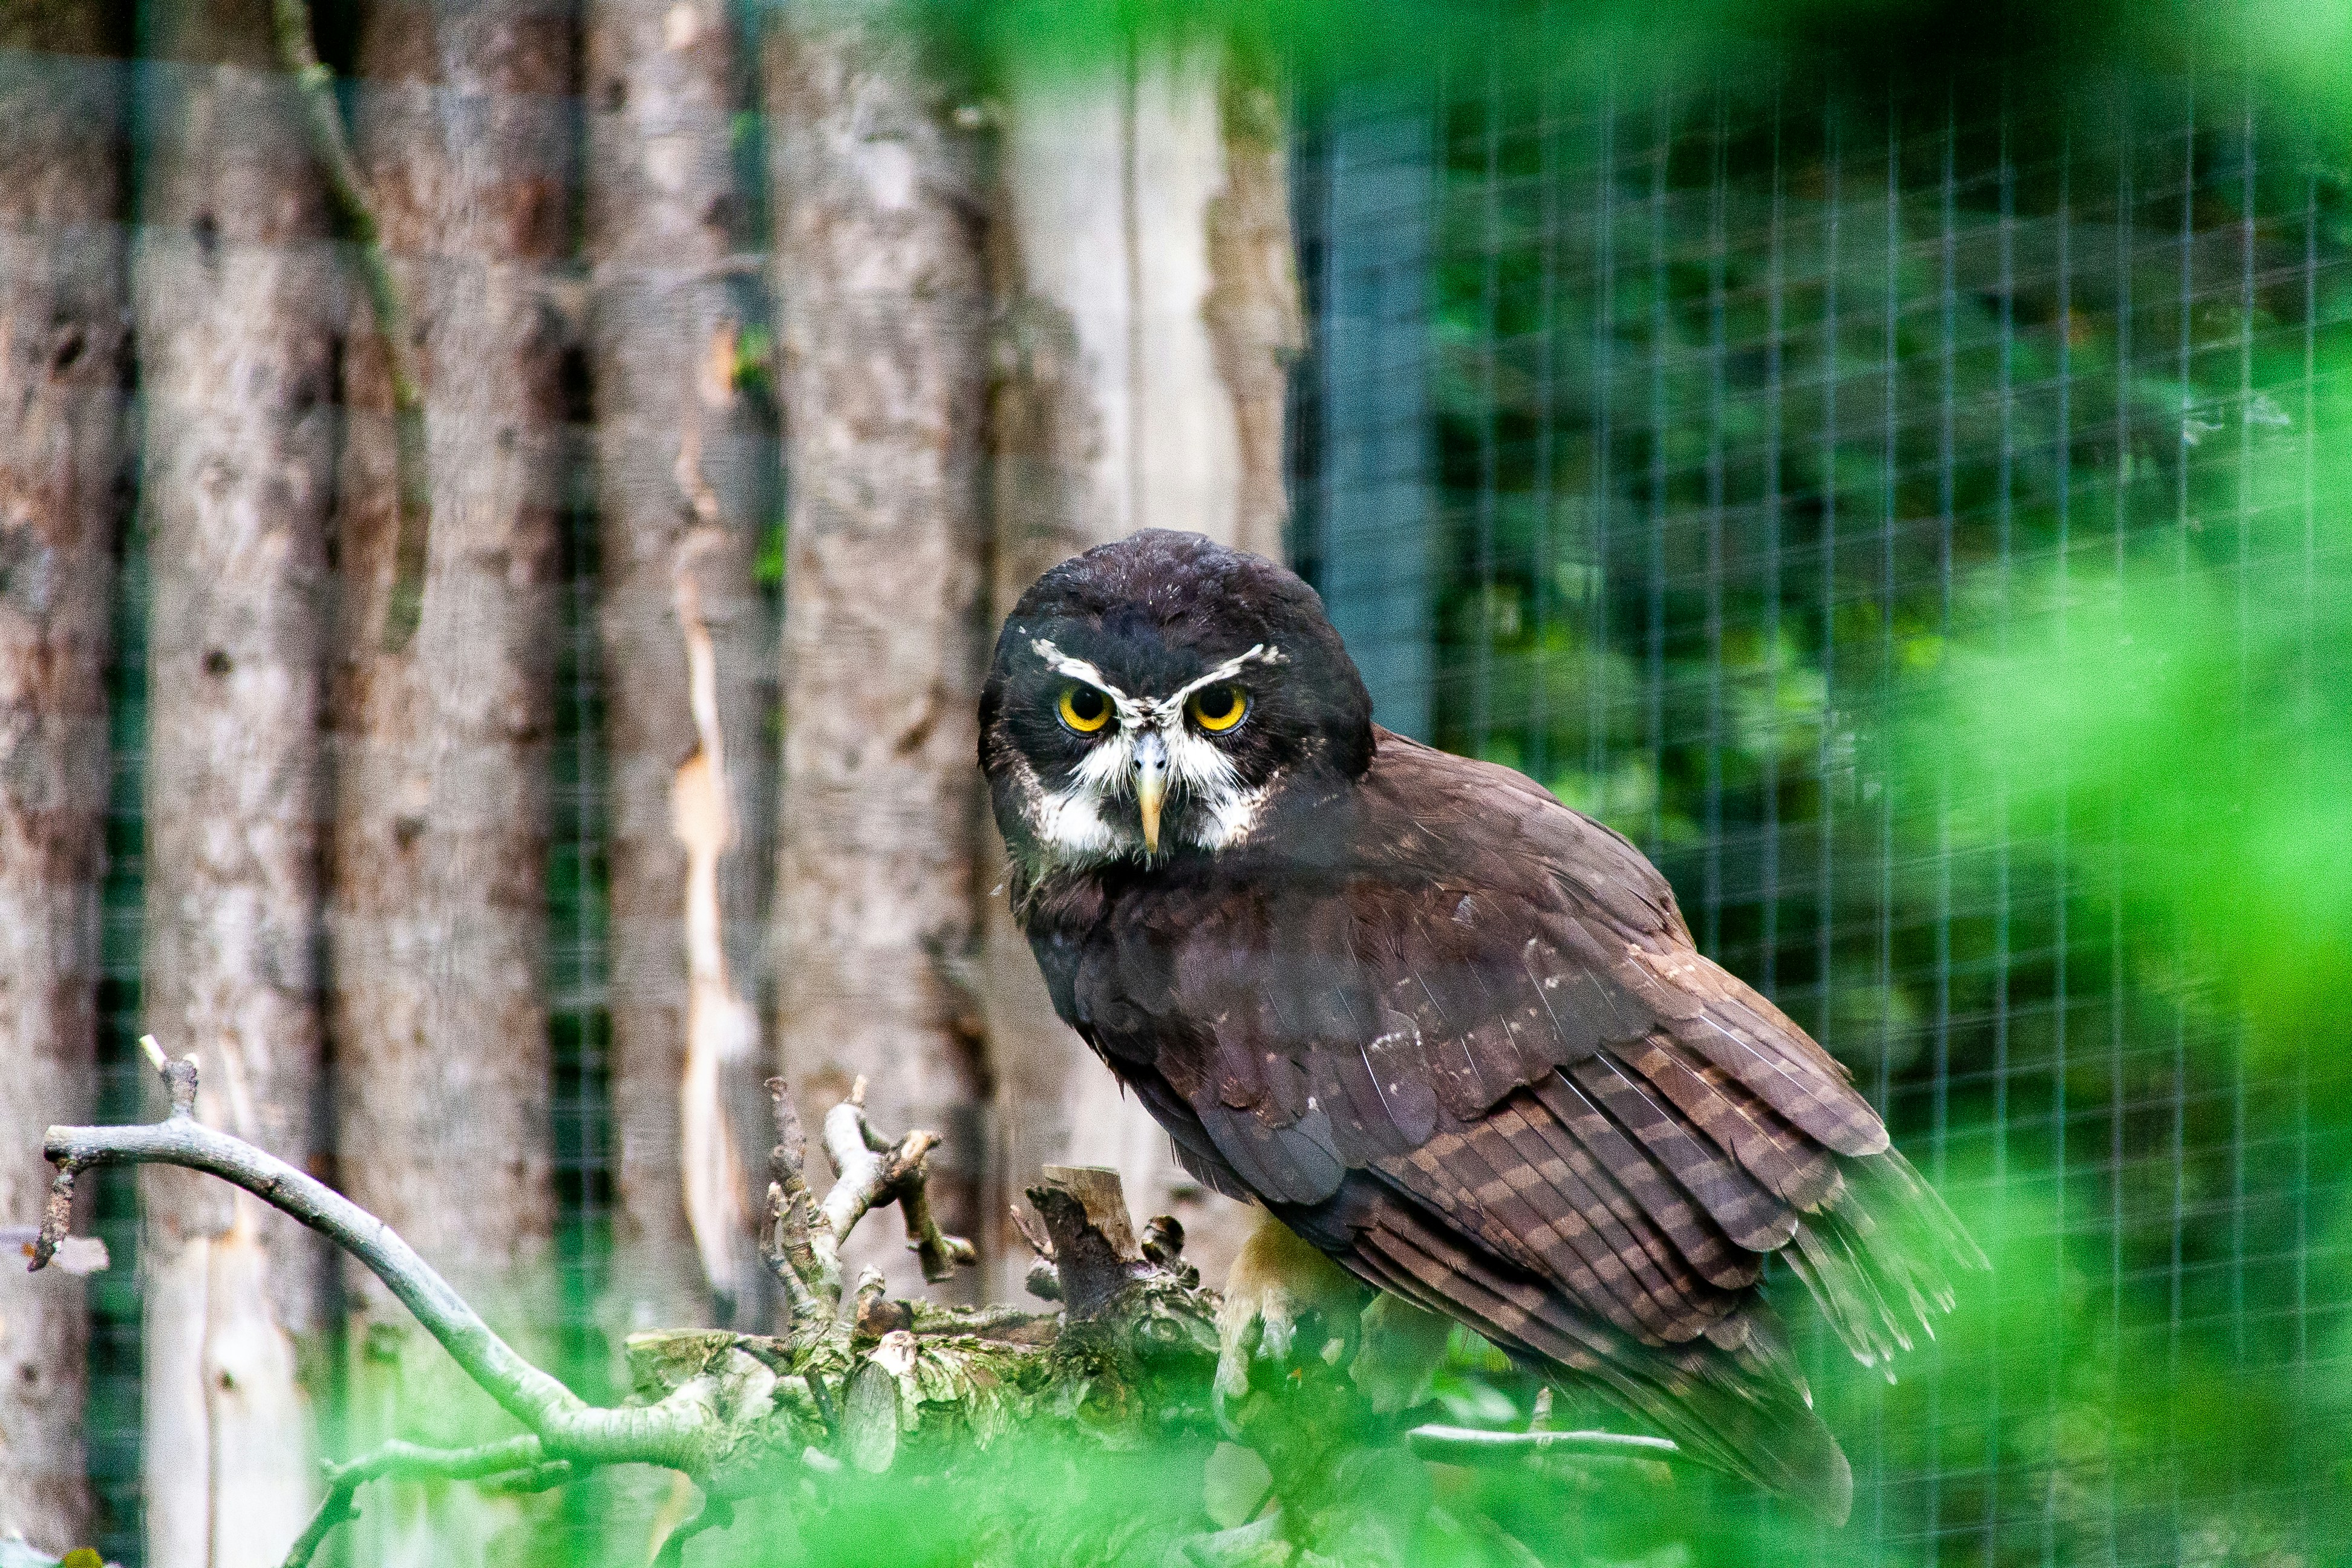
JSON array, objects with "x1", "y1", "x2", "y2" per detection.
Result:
[
  {"x1": 1187, "y1": 684, "x2": 1249, "y2": 733},
  {"x1": 1057, "y1": 684, "x2": 1112, "y2": 734}
]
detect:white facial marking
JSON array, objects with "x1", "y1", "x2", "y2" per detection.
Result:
[
  {"x1": 1031, "y1": 639, "x2": 1150, "y2": 728},
  {"x1": 1162, "y1": 644, "x2": 1287, "y2": 711},
  {"x1": 1022, "y1": 638, "x2": 1287, "y2": 862},
  {"x1": 1034, "y1": 783, "x2": 1122, "y2": 859}
]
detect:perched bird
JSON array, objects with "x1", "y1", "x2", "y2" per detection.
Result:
[{"x1": 979, "y1": 530, "x2": 1984, "y2": 1521}]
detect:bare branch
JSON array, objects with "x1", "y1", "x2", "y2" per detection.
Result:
[
  {"x1": 651, "y1": 1492, "x2": 736, "y2": 1568},
  {"x1": 1028, "y1": 1168, "x2": 1150, "y2": 1321},
  {"x1": 27, "y1": 1163, "x2": 77, "y2": 1272},
  {"x1": 281, "y1": 1436, "x2": 566, "y2": 1568},
  {"x1": 893, "y1": 1138, "x2": 978, "y2": 1284},
  {"x1": 43, "y1": 1090, "x2": 581, "y2": 1438},
  {"x1": 1403, "y1": 1425, "x2": 1681, "y2": 1468},
  {"x1": 38, "y1": 1050, "x2": 721, "y2": 1475},
  {"x1": 808, "y1": 1076, "x2": 976, "y2": 1296},
  {"x1": 761, "y1": 1076, "x2": 824, "y2": 1328},
  {"x1": 1, "y1": 1226, "x2": 105, "y2": 1275}
]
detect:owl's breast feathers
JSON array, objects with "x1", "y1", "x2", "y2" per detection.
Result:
[{"x1": 1013, "y1": 727, "x2": 1985, "y2": 1523}]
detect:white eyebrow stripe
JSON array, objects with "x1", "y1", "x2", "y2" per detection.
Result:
[
  {"x1": 1031, "y1": 638, "x2": 1149, "y2": 727},
  {"x1": 1158, "y1": 643, "x2": 1284, "y2": 719},
  {"x1": 1031, "y1": 636, "x2": 1285, "y2": 730}
]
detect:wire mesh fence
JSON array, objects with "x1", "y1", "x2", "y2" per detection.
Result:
[
  {"x1": 40, "y1": 13, "x2": 2351, "y2": 1564},
  {"x1": 1298, "y1": 24, "x2": 2348, "y2": 1566}
]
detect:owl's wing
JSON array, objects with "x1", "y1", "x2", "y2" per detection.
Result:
[{"x1": 1091, "y1": 732, "x2": 1981, "y2": 1515}]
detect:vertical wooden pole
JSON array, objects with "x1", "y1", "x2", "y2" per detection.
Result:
[
  {"x1": 0, "y1": 10, "x2": 126, "y2": 1553},
  {"x1": 582, "y1": 0, "x2": 772, "y2": 1547},
  {"x1": 131, "y1": 1, "x2": 343, "y2": 1559},
  {"x1": 330, "y1": 2, "x2": 576, "y2": 1561},
  {"x1": 765, "y1": 0, "x2": 993, "y2": 1299}
]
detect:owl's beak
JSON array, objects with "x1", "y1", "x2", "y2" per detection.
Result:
[{"x1": 1134, "y1": 730, "x2": 1169, "y2": 853}]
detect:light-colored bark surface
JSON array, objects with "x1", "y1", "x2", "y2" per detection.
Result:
[
  {"x1": 1200, "y1": 64, "x2": 1302, "y2": 568},
  {"x1": 766, "y1": 2, "x2": 992, "y2": 1301},
  {"x1": 331, "y1": 4, "x2": 575, "y2": 1563},
  {"x1": 130, "y1": 2, "x2": 341, "y2": 1557},
  {"x1": 0, "y1": 11, "x2": 124, "y2": 1553},
  {"x1": 586, "y1": 0, "x2": 772, "y2": 1553},
  {"x1": 586, "y1": 0, "x2": 773, "y2": 1347},
  {"x1": 985, "y1": 40, "x2": 1304, "y2": 1296}
]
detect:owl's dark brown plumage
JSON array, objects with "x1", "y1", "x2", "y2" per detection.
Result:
[{"x1": 979, "y1": 530, "x2": 1984, "y2": 1521}]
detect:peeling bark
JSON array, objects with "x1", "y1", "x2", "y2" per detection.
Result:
[
  {"x1": 584, "y1": 0, "x2": 774, "y2": 1351},
  {"x1": 985, "y1": 38, "x2": 1305, "y2": 1295},
  {"x1": 0, "y1": 7, "x2": 122, "y2": 1550},
  {"x1": 130, "y1": 1, "x2": 342, "y2": 1558},
  {"x1": 765, "y1": 1, "x2": 991, "y2": 1300},
  {"x1": 667, "y1": 560, "x2": 763, "y2": 1296},
  {"x1": 329, "y1": 4, "x2": 577, "y2": 1563}
]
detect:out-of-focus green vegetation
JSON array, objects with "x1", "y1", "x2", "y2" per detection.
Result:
[{"x1": 1404, "y1": 6, "x2": 2352, "y2": 1564}]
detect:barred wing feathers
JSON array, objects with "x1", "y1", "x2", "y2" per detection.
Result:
[{"x1": 1073, "y1": 732, "x2": 1983, "y2": 1521}]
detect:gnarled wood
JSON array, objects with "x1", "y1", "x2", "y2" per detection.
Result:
[{"x1": 36, "y1": 1050, "x2": 1661, "y2": 1568}]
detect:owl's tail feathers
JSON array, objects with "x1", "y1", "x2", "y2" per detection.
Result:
[
  {"x1": 1788, "y1": 1148, "x2": 1990, "y2": 1374},
  {"x1": 1642, "y1": 1359, "x2": 1855, "y2": 1526},
  {"x1": 1348, "y1": 1194, "x2": 1856, "y2": 1523},
  {"x1": 1529, "y1": 1298, "x2": 1857, "y2": 1524}
]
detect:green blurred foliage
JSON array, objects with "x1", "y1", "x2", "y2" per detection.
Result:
[
  {"x1": 1929, "y1": 511, "x2": 2352, "y2": 1074},
  {"x1": 1405, "y1": 8, "x2": 2352, "y2": 1564}
]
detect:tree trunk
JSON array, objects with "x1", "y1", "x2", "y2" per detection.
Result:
[
  {"x1": 329, "y1": 3, "x2": 575, "y2": 1563},
  {"x1": 583, "y1": 0, "x2": 771, "y2": 1548},
  {"x1": 586, "y1": 0, "x2": 772, "y2": 1342},
  {"x1": 765, "y1": 2, "x2": 991, "y2": 1301},
  {"x1": 984, "y1": 39, "x2": 1303, "y2": 1295},
  {"x1": 0, "y1": 10, "x2": 126, "y2": 1554},
  {"x1": 129, "y1": 2, "x2": 341, "y2": 1560}
]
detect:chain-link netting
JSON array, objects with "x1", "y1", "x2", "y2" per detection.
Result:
[{"x1": 1297, "y1": 27, "x2": 2348, "y2": 1565}]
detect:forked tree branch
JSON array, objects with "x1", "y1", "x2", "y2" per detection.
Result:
[
  {"x1": 30, "y1": 1040, "x2": 1670, "y2": 1568},
  {"x1": 761, "y1": 1074, "x2": 978, "y2": 1330},
  {"x1": 814, "y1": 1076, "x2": 978, "y2": 1292},
  {"x1": 281, "y1": 1436, "x2": 569, "y2": 1568},
  {"x1": 31, "y1": 1041, "x2": 993, "y2": 1566},
  {"x1": 39, "y1": 1041, "x2": 598, "y2": 1446}
]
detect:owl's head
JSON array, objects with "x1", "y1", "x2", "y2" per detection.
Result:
[{"x1": 981, "y1": 531, "x2": 1373, "y2": 874}]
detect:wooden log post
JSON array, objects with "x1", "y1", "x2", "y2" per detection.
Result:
[
  {"x1": 585, "y1": 0, "x2": 773, "y2": 1553},
  {"x1": 0, "y1": 7, "x2": 127, "y2": 1553},
  {"x1": 765, "y1": 0, "x2": 993, "y2": 1301},
  {"x1": 129, "y1": 1, "x2": 344, "y2": 1558},
  {"x1": 329, "y1": 2, "x2": 577, "y2": 1562},
  {"x1": 585, "y1": 0, "x2": 774, "y2": 1339}
]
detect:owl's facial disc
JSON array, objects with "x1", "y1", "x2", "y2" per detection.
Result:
[{"x1": 1025, "y1": 638, "x2": 1282, "y2": 862}]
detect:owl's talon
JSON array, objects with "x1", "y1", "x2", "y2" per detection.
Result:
[{"x1": 1212, "y1": 1214, "x2": 1368, "y2": 1431}]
